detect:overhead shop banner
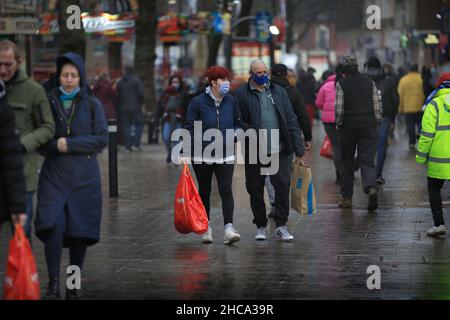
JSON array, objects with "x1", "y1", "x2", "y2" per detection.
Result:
[
  {"x1": 38, "y1": 12, "x2": 136, "y2": 41},
  {"x1": 0, "y1": 0, "x2": 40, "y2": 14},
  {"x1": 158, "y1": 11, "x2": 231, "y2": 43}
]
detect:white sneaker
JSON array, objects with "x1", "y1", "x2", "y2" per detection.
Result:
[
  {"x1": 427, "y1": 225, "x2": 446, "y2": 237},
  {"x1": 224, "y1": 225, "x2": 241, "y2": 245},
  {"x1": 274, "y1": 226, "x2": 294, "y2": 242},
  {"x1": 255, "y1": 227, "x2": 267, "y2": 241},
  {"x1": 201, "y1": 226, "x2": 213, "y2": 243}
]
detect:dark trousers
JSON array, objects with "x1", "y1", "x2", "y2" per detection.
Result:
[
  {"x1": 245, "y1": 153, "x2": 293, "y2": 228},
  {"x1": 428, "y1": 178, "x2": 447, "y2": 227},
  {"x1": 324, "y1": 123, "x2": 342, "y2": 178},
  {"x1": 405, "y1": 112, "x2": 423, "y2": 145},
  {"x1": 376, "y1": 118, "x2": 392, "y2": 177},
  {"x1": 41, "y1": 212, "x2": 87, "y2": 279},
  {"x1": 339, "y1": 127, "x2": 378, "y2": 197},
  {"x1": 192, "y1": 163, "x2": 235, "y2": 225}
]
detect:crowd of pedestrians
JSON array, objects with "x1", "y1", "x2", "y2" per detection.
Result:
[{"x1": 1, "y1": 36, "x2": 449, "y2": 300}]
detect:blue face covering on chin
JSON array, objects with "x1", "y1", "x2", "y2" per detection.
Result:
[
  {"x1": 59, "y1": 86, "x2": 80, "y2": 99},
  {"x1": 252, "y1": 73, "x2": 269, "y2": 86}
]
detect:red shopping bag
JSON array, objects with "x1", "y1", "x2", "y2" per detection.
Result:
[
  {"x1": 3, "y1": 224, "x2": 41, "y2": 300},
  {"x1": 174, "y1": 164, "x2": 208, "y2": 234},
  {"x1": 320, "y1": 135, "x2": 333, "y2": 159}
]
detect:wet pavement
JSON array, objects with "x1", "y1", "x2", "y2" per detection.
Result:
[{"x1": 1, "y1": 120, "x2": 450, "y2": 300}]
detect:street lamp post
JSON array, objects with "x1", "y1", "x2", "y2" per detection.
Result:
[{"x1": 269, "y1": 25, "x2": 280, "y2": 68}]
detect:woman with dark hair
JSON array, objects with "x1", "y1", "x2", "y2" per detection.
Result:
[
  {"x1": 315, "y1": 64, "x2": 344, "y2": 183},
  {"x1": 37, "y1": 52, "x2": 108, "y2": 300},
  {"x1": 160, "y1": 75, "x2": 188, "y2": 163},
  {"x1": 185, "y1": 66, "x2": 241, "y2": 245}
]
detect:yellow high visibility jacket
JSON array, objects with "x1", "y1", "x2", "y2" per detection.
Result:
[{"x1": 416, "y1": 88, "x2": 450, "y2": 179}]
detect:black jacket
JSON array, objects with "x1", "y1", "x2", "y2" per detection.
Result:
[
  {"x1": 116, "y1": 73, "x2": 145, "y2": 113},
  {"x1": 234, "y1": 81, "x2": 305, "y2": 157},
  {"x1": 0, "y1": 81, "x2": 26, "y2": 224},
  {"x1": 297, "y1": 72, "x2": 317, "y2": 105},
  {"x1": 367, "y1": 68, "x2": 399, "y2": 122},
  {"x1": 271, "y1": 75, "x2": 312, "y2": 142},
  {"x1": 338, "y1": 72, "x2": 378, "y2": 128}
]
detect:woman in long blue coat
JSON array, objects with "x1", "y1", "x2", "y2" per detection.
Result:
[{"x1": 36, "y1": 52, "x2": 108, "y2": 300}]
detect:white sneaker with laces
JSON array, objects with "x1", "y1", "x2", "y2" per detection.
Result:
[
  {"x1": 202, "y1": 226, "x2": 213, "y2": 243},
  {"x1": 427, "y1": 225, "x2": 446, "y2": 237},
  {"x1": 255, "y1": 227, "x2": 267, "y2": 241},
  {"x1": 274, "y1": 226, "x2": 294, "y2": 242},
  {"x1": 224, "y1": 225, "x2": 241, "y2": 245}
]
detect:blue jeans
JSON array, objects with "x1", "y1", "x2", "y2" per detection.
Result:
[
  {"x1": 131, "y1": 122, "x2": 144, "y2": 148},
  {"x1": 122, "y1": 109, "x2": 145, "y2": 150},
  {"x1": 122, "y1": 111, "x2": 134, "y2": 150},
  {"x1": 162, "y1": 121, "x2": 181, "y2": 157},
  {"x1": 376, "y1": 118, "x2": 392, "y2": 178}
]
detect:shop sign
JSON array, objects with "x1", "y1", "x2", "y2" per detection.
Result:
[{"x1": 0, "y1": 18, "x2": 39, "y2": 35}]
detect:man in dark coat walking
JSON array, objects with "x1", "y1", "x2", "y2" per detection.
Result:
[
  {"x1": 116, "y1": 66, "x2": 145, "y2": 152},
  {"x1": 0, "y1": 79, "x2": 26, "y2": 227},
  {"x1": 335, "y1": 54, "x2": 382, "y2": 212},
  {"x1": 365, "y1": 57, "x2": 399, "y2": 185},
  {"x1": 235, "y1": 60, "x2": 305, "y2": 242}
]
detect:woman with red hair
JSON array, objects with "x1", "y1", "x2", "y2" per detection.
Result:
[{"x1": 185, "y1": 66, "x2": 241, "y2": 245}]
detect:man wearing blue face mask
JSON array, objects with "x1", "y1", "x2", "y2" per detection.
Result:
[{"x1": 235, "y1": 60, "x2": 305, "y2": 242}]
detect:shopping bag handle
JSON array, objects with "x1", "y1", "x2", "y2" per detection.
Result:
[
  {"x1": 294, "y1": 157, "x2": 307, "y2": 167},
  {"x1": 13, "y1": 223, "x2": 26, "y2": 245}
]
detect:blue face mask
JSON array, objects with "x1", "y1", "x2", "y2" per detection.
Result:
[
  {"x1": 252, "y1": 73, "x2": 269, "y2": 85},
  {"x1": 219, "y1": 81, "x2": 230, "y2": 96},
  {"x1": 59, "y1": 86, "x2": 80, "y2": 99}
]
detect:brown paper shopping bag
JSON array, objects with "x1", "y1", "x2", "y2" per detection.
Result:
[{"x1": 291, "y1": 161, "x2": 317, "y2": 215}]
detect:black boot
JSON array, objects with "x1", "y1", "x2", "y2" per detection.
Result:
[
  {"x1": 65, "y1": 288, "x2": 79, "y2": 300},
  {"x1": 368, "y1": 187, "x2": 378, "y2": 212},
  {"x1": 44, "y1": 277, "x2": 60, "y2": 300},
  {"x1": 335, "y1": 171, "x2": 340, "y2": 185}
]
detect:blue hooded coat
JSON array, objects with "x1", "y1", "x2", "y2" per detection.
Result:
[{"x1": 35, "y1": 52, "x2": 108, "y2": 246}]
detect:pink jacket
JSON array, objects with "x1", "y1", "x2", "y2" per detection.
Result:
[{"x1": 315, "y1": 75, "x2": 336, "y2": 123}]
